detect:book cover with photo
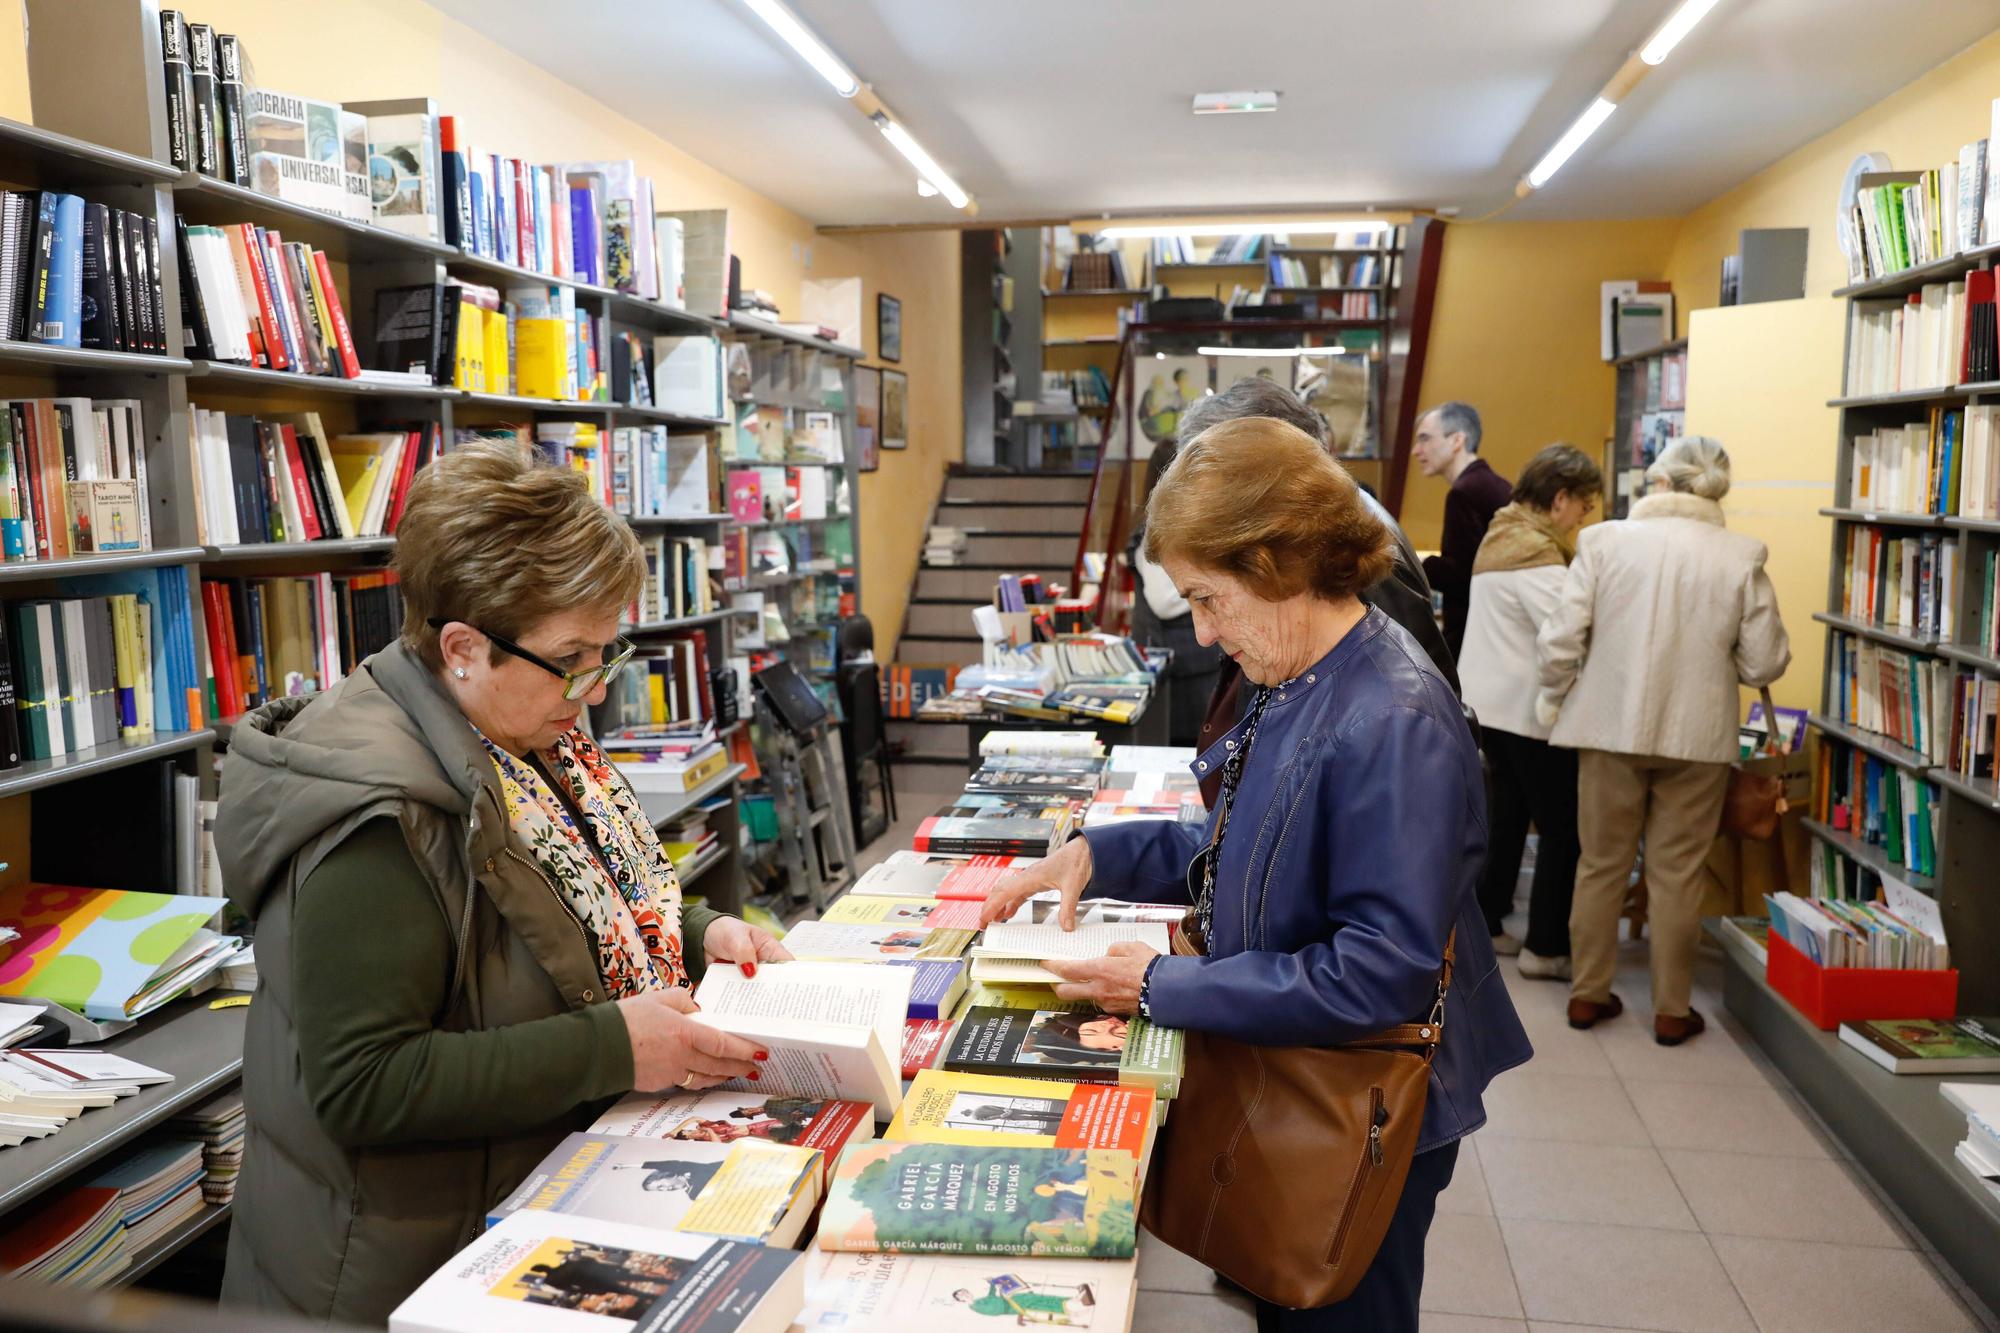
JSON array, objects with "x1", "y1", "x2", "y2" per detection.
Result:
[
  {"x1": 888, "y1": 1071, "x2": 1154, "y2": 1157},
  {"x1": 818, "y1": 896, "x2": 984, "y2": 930},
  {"x1": 488, "y1": 1133, "x2": 821, "y2": 1250},
  {"x1": 945, "y1": 1006, "x2": 1182, "y2": 1097},
  {"x1": 590, "y1": 1090, "x2": 871, "y2": 1186},
  {"x1": 796, "y1": 1249, "x2": 1135, "y2": 1331},
  {"x1": 817, "y1": 1143, "x2": 1137, "y2": 1259},
  {"x1": 776, "y1": 920, "x2": 973, "y2": 963},
  {"x1": 1840, "y1": 1016, "x2": 2000, "y2": 1074},
  {"x1": 388, "y1": 1210, "x2": 803, "y2": 1333}
]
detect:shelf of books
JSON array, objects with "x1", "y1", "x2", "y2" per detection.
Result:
[
  {"x1": 1721, "y1": 142, "x2": 2000, "y2": 1309},
  {"x1": 1607, "y1": 337, "x2": 1687, "y2": 519},
  {"x1": 0, "y1": 0, "x2": 886, "y2": 1288}
]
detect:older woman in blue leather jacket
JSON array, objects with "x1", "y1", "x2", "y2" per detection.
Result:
[{"x1": 982, "y1": 416, "x2": 1532, "y2": 1332}]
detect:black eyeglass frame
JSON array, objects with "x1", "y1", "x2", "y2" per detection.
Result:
[{"x1": 426, "y1": 617, "x2": 638, "y2": 702}]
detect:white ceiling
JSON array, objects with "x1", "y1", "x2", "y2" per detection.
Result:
[{"x1": 429, "y1": 0, "x2": 2000, "y2": 226}]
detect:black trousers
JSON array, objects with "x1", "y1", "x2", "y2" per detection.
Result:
[
  {"x1": 1252, "y1": 1141, "x2": 1460, "y2": 1332},
  {"x1": 1477, "y1": 727, "x2": 1581, "y2": 954}
]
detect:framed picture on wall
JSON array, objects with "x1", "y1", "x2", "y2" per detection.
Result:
[
  {"x1": 878, "y1": 293, "x2": 902, "y2": 363},
  {"x1": 854, "y1": 364, "x2": 882, "y2": 472},
  {"x1": 881, "y1": 369, "x2": 909, "y2": 450}
]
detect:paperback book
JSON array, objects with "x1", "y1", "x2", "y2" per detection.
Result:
[
  {"x1": 1839, "y1": 1016, "x2": 2000, "y2": 1074},
  {"x1": 589, "y1": 1088, "x2": 872, "y2": 1187},
  {"x1": 776, "y1": 921, "x2": 973, "y2": 964},
  {"x1": 688, "y1": 962, "x2": 911, "y2": 1116},
  {"x1": 888, "y1": 1071, "x2": 1155, "y2": 1157},
  {"x1": 945, "y1": 1006, "x2": 1183, "y2": 1098},
  {"x1": 795, "y1": 1249, "x2": 1135, "y2": 1331},
  {"x1": 817, "y1": 1143, "x2": 1137, "y2": 1259}
]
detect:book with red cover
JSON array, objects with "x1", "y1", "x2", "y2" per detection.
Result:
[
  {"x1": 384, "y1": 427, "x2": 426, "y2": 534},
  {"x1": 274, "y1": 425, "x2": 323, "y2": 541},
  {"x1": 200, "y1": 582, "x2": 239, "y2": 718},
  {"x1": 311, "y1": 250, "x2": 361, "y2": 378},
  {"x1": 513, "y1": 157, "x2": 532, "y2": 272},
  {"x1": 901, "y1": 1017, "x2": 951, "y2": 1079},
  {"x1": 234, "y1": 224, "x2": 286, "y2": 370}
]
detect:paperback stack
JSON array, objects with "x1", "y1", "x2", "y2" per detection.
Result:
[
  {"x1": 171, "y1": 1091, "x2": 247, "y2": 1204},
  {"x1": 912, "y1": 801, "x2": 1074, "y2": 858},
  {"x1": 85, "y1": 1138, "x2": 208, "y2": 1253},
  {"x1": 1941, "y1": 1083, "x2": 2000, "y2": 1204},
  {"x1": 598, "y1": 726, "x2": 729, "y2": 811},
  {"x1": 0, "y1": 1050, "x2": 173, "y2": 1152},
  {"x1": 0, "y1": 1186, "x2": 128, "y2": 1287},
  {"x1": 923, "y1": 527, "x2": 969, "y2": 566}
]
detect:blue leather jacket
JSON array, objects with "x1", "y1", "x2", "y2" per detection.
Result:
[{"x1": 1081, "y1": 607, "x2": 1533, "y2": 1152}]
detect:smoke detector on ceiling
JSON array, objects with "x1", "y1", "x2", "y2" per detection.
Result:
[{"x1": 1192, "y1": 91, "x2": 1279, "y2": 115}]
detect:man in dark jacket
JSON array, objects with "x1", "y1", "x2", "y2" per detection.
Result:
[
  {"x1": 1413, "y1": 401, "x2": 1513, "y2": 658},
  {"x1": 1176, "y1": 378, "x2": 1459, "y2": 802}
]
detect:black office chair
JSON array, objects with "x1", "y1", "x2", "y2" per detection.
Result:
[{"x1": 833, "y1": 615, "x2": 896, "y2": 847}]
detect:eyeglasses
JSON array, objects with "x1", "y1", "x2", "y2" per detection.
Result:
[{"x1": 428, "y1": 618, "x2": 639, "y2": 702}]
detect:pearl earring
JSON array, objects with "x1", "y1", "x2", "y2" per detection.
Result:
[{"x1": 454, "y1": 667, "x2": 468, "y2": 679}]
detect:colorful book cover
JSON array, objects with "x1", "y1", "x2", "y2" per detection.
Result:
[
  {"x1": 488, "y1": 1132, "x2": 820, "y2": 1249},
  {"x1": 817, "y1": 1144, "x2": 1137, "y2": 1258},
  {"x1": 902, "y1": 1018, "x2": 953, "y2": 1080},
  {"x1": 387, "y1": 1210, "x2": 805, "y2": 1332},
  {"x1": 777, "y1": 921, "x2": 974, "y2": 963},
  {"x1": 944, "y1": 1007, "x2": 1183, "y2": 1098},
  {"x1": 726, "y1": 469, "x2": 762, "y2": 524},
  {"x1": 1840, "y1": 1017, "x2": 2000, "y2": 1074},
  {"x1": 797, "y1": 1250, "x2": 1134, "y2": 1331},
  {"x1": 0, "y1": 884, "x2": 222, "y2": 1022},
  {"x1": 890, "y1": 958, "x2": 967, "y2": 1022},
  {"x1": 888, "y1": 1071, "x2": 1154, "y2": 1156},
  {"x1": 589, "y1": 1089, "x2": 872, "y2": 1187}
]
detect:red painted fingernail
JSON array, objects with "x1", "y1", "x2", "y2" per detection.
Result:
[
  {"x1": 741, "y1": 962, "x2": 756, "y2": 978},
  {"x1": 748, "y1": 1070, "x2": 760, "y2": 1081},
  {"x1": 755, "y1": 1050, "x2": 769, "y2": 1061}
]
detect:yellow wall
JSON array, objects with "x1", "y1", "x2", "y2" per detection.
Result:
[
  {"x1": 1666, "y1": 28, "x2": 2000, "y2": 331},
  {"x1": 1681, "y1": 300, "x2": 1843, "y2": 714},
  {"x1": 0, "y1": 0, "x2": 960, "y2": 653},
  {"x1": 1404, "y1": 217, "x2": 1682, "y2": 549}
]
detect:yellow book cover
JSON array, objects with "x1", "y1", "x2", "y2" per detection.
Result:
[
  {"x1": 454, "y1": 297, "x2": 485, "y2": 391},
  {"x1": 956, "y1": 982, "x2": 1085, "y2": 1016},
  {"x1": 821, "y1": 896, "x2": 984, "y2": 930},
  {"x1": 482, "y1": 308, "x2": 510, "y2": 395},
  {"x1": 887, "y1": 1071, "x2": 1154, "y2": 1157},
  {"x1": 303, "y1": 257, "x2": 339, "y2": 364},
  {"x1": 325, "y1": 438, "x2": 388, "y2": 533},
  {"x1": 778, "y1": 921, "x2": 975, "y2": 963},
  {"x1": 109, "y1": 594, "x2": 137, "y2": 740},
  {"x1": 676, "y1": 1138, "x2": 824, "y2": 1247},
  {"x1": 659, "y1": 840, "x2": 704, "y2": 863},
  {"x1": 646, "y1": 670, "x2": 669, "y2": 725},
  {"x1": 514, "y1": 317, "x2": 569, "y2": 400}
]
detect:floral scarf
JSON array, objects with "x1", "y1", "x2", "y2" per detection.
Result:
[{"x1": 477, "y1": 725, "x2": 691, "y2": 998}]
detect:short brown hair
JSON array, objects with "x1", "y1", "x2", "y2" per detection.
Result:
[
  {"x1": 1511, "y1": 443, "x2": 1604, "y2": 509},
  {"x1": 1144, "y1": 417, "x2": 1394, "y2": 601},
  {"x1": 396, "y1": 440, "x2": 644, "y2": 670}
]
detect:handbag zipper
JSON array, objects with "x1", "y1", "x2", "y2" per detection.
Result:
[{"x1": 1326, "y1": 1086, "x2": 1388, "y2": 1265}]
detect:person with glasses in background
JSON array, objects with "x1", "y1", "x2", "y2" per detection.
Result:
[{"x1": 213, "y1": 441, "x2": 789, "y2": 1325}]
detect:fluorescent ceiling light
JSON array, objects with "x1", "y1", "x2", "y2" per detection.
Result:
[
  {"x1": 1527, "y1": 97, "x2": 1617, "y2": 189},
  {"x1": 1641, "y1": 0, "x2": 1724, "y2": 65},
  {"x1": 1096, "y1": 220, "x2": 1392, "y2": 240},
  {"x1": 873, "y1": 114, "x2": 969, "y2": 209},
  {"x1": 738, "y1": 0, "x2": 860, "y2": 97},
  {"x1": 916, "y1": 178, "x2": 939, "y2": 197},
  {"x1": 1192, "y1": 91, "x2": 1279, "y2": 115},
  {"x1": 1198, "y1": 345, "x2": 1360, "y2": 357}
]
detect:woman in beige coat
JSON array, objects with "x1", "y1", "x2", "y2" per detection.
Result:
[{"x1": 1535, "y1": 436, "x2": 1790, "y2": 1045}]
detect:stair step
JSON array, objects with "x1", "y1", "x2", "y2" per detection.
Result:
[
  {"x1": 904, "y1": 603, "x2": 980, "y2": 637},
  {"x1": 960, "y1": 535, "x2": 1076, "y2": 566},
  {"x1": 887, "y1": 720, "x2": 972, "y2": 762},
  {"x1": 934, "y1": 503, "x2": 1087, "y2": 531},
  {"x1": 942, "y1": 474, "x2": 1094, "y2": 505},
  {"x1": 894, "y1": 637, "x2": 987, "y2": 667},
  {"x1": 914, "y1": 567, "x2": 1069, "y2": 600}
]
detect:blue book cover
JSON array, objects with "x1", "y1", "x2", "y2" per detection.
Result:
[
  {"x1": 40, "y1": 193, "x2": 85, "y2": 348},
  {"x1": 570, "y1": 184, "x2": 599, "y2": 286},
  {"x1": 890, "y1": 958, "x2": 967, "y2": 1021}
]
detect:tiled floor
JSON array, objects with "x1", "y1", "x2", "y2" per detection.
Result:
[{"x1": 856, "y1": 767, "x2": 2000, "y2": 1332}]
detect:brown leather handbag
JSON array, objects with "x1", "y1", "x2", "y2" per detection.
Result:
[
  {"x1": 1720, "y1": 687, "x2": 1789, "y2": 840},
  {"x1": 1138, "y1": 915, "x2": 1454, "y2": 1310}
]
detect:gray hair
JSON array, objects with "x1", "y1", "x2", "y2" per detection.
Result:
[
  {"x1": 1646, "y1": 435, "x2": 1731, "y2": 500},
  {"x1": 1422, "y1": 401, "x2": 1482, "y2": 454},
  {"x1": 1178, "y1": 375, "x2": 1329, "y2": 448}
]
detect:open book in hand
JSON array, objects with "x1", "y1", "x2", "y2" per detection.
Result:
[
  {"x1": 968, "y1": 922, "x2": 1171, "y2": 986},
  {"x1": 690, "y1": 962, "x2": 913, "y2": 1118}
]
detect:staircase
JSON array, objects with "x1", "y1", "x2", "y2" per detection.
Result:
[{"x1": 888, "y1": 469, "x2": 1093, "y2": 762}]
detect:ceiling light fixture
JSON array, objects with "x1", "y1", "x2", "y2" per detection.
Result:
[
  {"x1": 737, "y1": 0, "x2": 860, "y2": 97},
  {"x1": 1640, "y1": 0, "x2": 1724, "y2": 65},
  {"x1": 916, "y1": 179, "x2": 939, "y2": 197},
  {"x1": 1525, "y1": 97, "x2": 1618, "y2": 190},
  {"x1": 1192, "y1": 91, "x2": 1279, "y2": 115},
  {"x1": 1095, "y1": 219, "x2": 1392, "y2": 240},
  {"x1": 872, "y1": 113, "x2": 970, "y2": 209}
]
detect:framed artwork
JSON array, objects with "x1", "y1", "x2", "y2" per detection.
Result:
[
  {"x1": 877, "y1": 293, "x2": 903, "y2": 363},
  {"x1": 854, "y1": 364, "x2": 882, "y2": 472},
  {"x1": 881, "y1": 369, "x2": 909, "y2": 450}
]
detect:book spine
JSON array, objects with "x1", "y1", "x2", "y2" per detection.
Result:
[
  {"x1": 186, "y1": 23, "x2": 220, "y2": 178},
  {"x1": 174, "y1": 214, "x2": 215, "y2": 361},
  {"x1": 439, "y1": 116, "x2": 473, "y2": 251},
  {"x1": 214, "y1": 35, "x2": 251, "y2": 187},
  {"x1": 125, "y1": 210, "x2": 155, "y2": 354},
  {"x1": 78, "y1": 202, "x2": 114, "y2": 351},
  {"x1": 109, "y1": 210, "x2": 136, "y2": 354},
  {"x1": 311, "y1": 250, "x2": 361, "y2": 378},
  {"x1": 36, "y1": 194, "x2": 82, "y2": 347},
  {"x1": 159, "y1": 12, "x2": 194, "y2": 173},
  {"x1": 143, "y1": 216, "x2": 166, "y2": 355},
  {"x1": 240, "y1": 225, "x2": 288, "y2": 370}
]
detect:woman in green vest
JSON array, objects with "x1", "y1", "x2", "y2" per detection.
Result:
[{"x1": 215, "y1": 441, "x2": 789, "y2": 1324}]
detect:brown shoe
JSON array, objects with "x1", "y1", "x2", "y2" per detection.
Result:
[
  {"x1": 1566, "y1": 993, "x2": 1624, "y2": 1029},
  {"x1": 1655, "y1": 1009, "x2": 1707, "y2": 1046}
]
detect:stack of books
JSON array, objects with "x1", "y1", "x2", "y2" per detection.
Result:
[
  {"x1": 923, "y1": 526, "x2": 968, "y2": 566},
  {"x1": 85, "y1": 1139, "x2": 208, "y2": 1254},
  {"x1": 0, "y1": 1050, "x2": 173, "y2": 1152},
  {"x1": 171, "y1": 1090, "x2": 247, "y2": 1204},
  {"x1": 1764, "y1": 891, "x2": 1951, "y2": 969},
  {"x1": 1941, "y1": 1083, "x2": 2000, "y2": 1205},
  {"x1": 599, "y1": 727, "x2": 729, "y2": 799}
]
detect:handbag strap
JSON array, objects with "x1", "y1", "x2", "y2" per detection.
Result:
[{"x1": 1751, "y1": 685, "x2": 1782, "y2": 758}]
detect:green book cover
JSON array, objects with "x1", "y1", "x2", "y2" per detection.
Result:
[
  {"x1": 817, "y1": 1143, "x2": 1137, "y2": 1258},
  {"x1": 943, "y1": 1005, "x2": 1183, "y2": 1098},
  {"x1": 1841, "y1": 1017, "x2": 2000, "y2": 1073}
]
